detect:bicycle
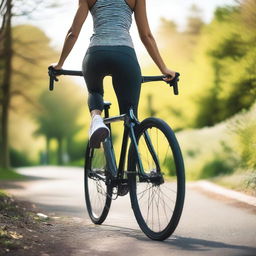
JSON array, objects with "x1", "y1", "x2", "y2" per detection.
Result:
[{"x1": 48, "y1": 66, "x2": 185, "y2": 241}]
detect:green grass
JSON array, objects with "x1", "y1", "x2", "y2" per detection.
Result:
[
  {"x1": 0, "y1": 190, "x2": 7, "y2": 197},
  {"x1": 211, "y1": 171, "x2": 256, "y2": 196},
  {"x1": 0, "y1": 168, "x2": 26, "y2": 181},
  {"x1": 175, "y1": 103, "x2": 256, "y2": 196}
]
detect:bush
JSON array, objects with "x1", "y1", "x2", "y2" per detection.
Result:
[
  {"x1": 235, "y1": 123, "x2": 256, "y2": 170},
  {"x1": 10, "y1": 148, "x2": 35, "y2": 167},
  {"x1": 231, "y1": 103, "x2": 256, "y2": 171},
  {"x1": 199, "y1": 155, "x2": 235, "y2": 179},
  {"x1": 163, "y1": 157, "x2": 176, "y2": 176},
  {"x1": 245, "y1": 172, "x2": 256, "y2": 192},
  {"x1": 67, "y1": 140, "x2": 87, "y2": 165}
]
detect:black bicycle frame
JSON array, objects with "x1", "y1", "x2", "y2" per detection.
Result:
[{"x1": 102, "y1": 105, "x2": 159, "y2": 182}]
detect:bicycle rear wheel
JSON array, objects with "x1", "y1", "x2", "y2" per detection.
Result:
[
  {"x1": 84, "y1": 144, "x2": 112, "y2": 224},
  {"x1": 128, "y1": 117, "x2": 185, "y2": 240}
]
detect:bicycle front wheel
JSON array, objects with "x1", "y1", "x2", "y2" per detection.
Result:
[
  {"x1": 84, "y1": 144, "x2": 112, "y2": 224},
  {"x1": 128, "y1": 117, "x2": 185, "y2": 240}
]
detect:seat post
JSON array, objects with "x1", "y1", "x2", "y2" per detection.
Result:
[{"x1": 103, "y1": 101, "x2": 111, "y2": 118}]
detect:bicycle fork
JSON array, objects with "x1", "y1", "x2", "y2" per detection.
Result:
[{"x1": 129, "y1": 121, "x2": 162, "y2": 183}]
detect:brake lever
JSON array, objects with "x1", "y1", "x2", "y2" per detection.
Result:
[{"x1": 165, "y1": 72, "x2": 180, "y2": 95}]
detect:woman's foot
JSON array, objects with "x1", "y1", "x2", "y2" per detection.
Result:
[{"x1": 89, "y1": 115, "x2": 110, "y2": 148}]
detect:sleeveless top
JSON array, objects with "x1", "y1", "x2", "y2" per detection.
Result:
[{"x1": 89, "y1": 0, "x2": 134, "y2": 48}]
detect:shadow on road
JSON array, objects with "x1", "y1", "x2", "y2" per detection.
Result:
[
  {"x1": 20, "y1": 198, "x2": 256, "y2": 255},
  {"x1": 0, "y1": 175, "x2": 57, "y2": 190},
  {"x1": 169, "y1": 235, "x2": 256, "y2": 254},
  {"x1": 100, "y1": 224, "x2": 256, "y2": 254}
]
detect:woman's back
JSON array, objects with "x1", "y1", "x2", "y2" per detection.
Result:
[{"x1": 89, "y1": 0, "x2": 134, "y2": 48}]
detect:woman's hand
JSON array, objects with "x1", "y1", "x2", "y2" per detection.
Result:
[
  {"x1": 162, "y1": 68, "x2": 176, "y2": 81},
  {"x1": 51, "y1": 63, "x2": 63, "y2": 70}
]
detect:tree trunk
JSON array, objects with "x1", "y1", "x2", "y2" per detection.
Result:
[
  {"x1": 46, "y1": 136, "x2": 50, "y2": 165},
  {"x1": 0, "y1": 0, "x2": 12, "y2": 169},
  {"x1": 57, "y1": 136, "x2": 63, "y2": 165},
  {"x1": 66, "y1": 135, "x2": 72, "y2": 162}
]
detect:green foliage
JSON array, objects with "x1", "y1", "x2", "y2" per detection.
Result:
[
  {"x1": 199, "y1": 155, "x2": 235, "y2": 179},
  {"x1": 214, "y1": 6, "x2": 238, "y2": 21},
  {"x1": 186, "y1": 149, "x2": 199, "y2": 158},
  {"x1": 245, "y1": 172, "x2": 256, "y2": 192},
  {"x1": 209, "y1": 33, "x2": 246, "y2": 60},
  {"x1": 35, "y1": 88, "x2": 82, "y2": 139},
  {"x1": 232, "y1": 103, "x2": 256, "y2": 171},
  {"x1": 163, "y1": 157, "x2": 176, "y2": 176},
  {"x1": 5, "y1": 25, "x2": 60, "y2": 164},
  {"x1": 193, "y1": 2, "x2": 256, "y2": 127},
  {"x1": 0, "y1": 190, "x2": 7, "y2": 197},
  {"x1": 67, "y1": 139, "x2": 87, "y2": 164},
  {"x1": 34, "y1": 85, "x2": 84, "y2": 165},
  {"x1": 10, "y1": 148, "x2": 35, "y2": 167},
  {"x1": 152, "y1": 2, "x2": 255, "y2": 130},
  {"x1": 194, "y1": 87, "x2": 221, "y2": 127},
  {"x1": 11, "y1": 25, "x2": 58, "y2": 113},
  {"x1": 185, "y1": 102, "x2": 256, "y2": 187}
]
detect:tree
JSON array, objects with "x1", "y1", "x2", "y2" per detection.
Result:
[
  {"x1": 0, "y1": 0, "x2": 58, "y2": 169},
  {"x1": 0, "y1": 0, "x2": 13, "y2": 169},
  {"x1": 194, "y1": 3, "x2": 256, "y2": 127},
  {"x1": 35, "y1": 87, "x2": 83, "y2": 165},
  {"x1": 185, "y1": 4, "x2": 204, "y2": 35}
]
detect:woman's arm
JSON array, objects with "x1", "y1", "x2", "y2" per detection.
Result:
[
  {"x1": 53, "y1": 0, "x2": 89, "y2": 69},
  {"x1": 134, "y1": 0, "x2": 175, "y2": 80}
]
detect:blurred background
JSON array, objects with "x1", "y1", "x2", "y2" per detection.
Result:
[{"x1": 0, "y1": 0, "x2": 255, "y2": 194}]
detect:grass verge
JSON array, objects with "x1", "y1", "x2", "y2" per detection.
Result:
[
  {"x1": 210, "y1": 171, "x2": 256, "y2": 196},
  {"x1": 0, "y1": 168, "x2": 26, "y2": 181}
]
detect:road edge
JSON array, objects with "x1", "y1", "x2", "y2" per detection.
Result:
[{"x1": 188, "y1": 180, "x2": 256, "y2": 207}]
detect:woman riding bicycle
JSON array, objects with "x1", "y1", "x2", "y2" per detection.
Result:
[{"x1": 52, "y1": 0, "x2": 176, "y2": 148}]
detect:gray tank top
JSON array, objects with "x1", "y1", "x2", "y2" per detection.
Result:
[{"x1": 89, "y1": 0, "x2": 134, "y2": 48}]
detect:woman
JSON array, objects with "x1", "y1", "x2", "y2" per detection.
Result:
[{"x1": 52, "y1": 0, "x2": 176, "y2": 148}]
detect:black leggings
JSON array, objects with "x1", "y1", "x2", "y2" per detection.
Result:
[{"x1": 82, "y1": 46, "x2": 141, "y2": 117}]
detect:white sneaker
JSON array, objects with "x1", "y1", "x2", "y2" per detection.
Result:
[{"x1": 89, "y1": 115, "x2": 110, "y2": 148}]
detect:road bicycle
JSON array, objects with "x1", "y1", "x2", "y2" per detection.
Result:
[{"x1": 48, "y1": 66, "x2": 185, "y2": 241}]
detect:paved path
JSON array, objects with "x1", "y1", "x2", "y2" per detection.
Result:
[{"x1": 3, "y1": 166, "x2": 256, "y2": 256}]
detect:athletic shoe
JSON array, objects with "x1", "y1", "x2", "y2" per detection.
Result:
[{"x1": 89, "y1": 115, "x2": 110, "y2": 148}]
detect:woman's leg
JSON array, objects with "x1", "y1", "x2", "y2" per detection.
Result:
[
  {"x1": 111, "y1": 50, "x2": 141, "y2": 117},
  {"x1": 82, "y1": 50, "x2": 106, "y2": 115},
  {"x1": 82, "y1": 50, "x2": 110, "y2": 147},
  {"x1": 91, "y1": 109, "x2": 102, "y2": 118}
]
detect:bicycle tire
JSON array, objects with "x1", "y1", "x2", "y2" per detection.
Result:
[
  {"x1": 128, "y1": 117, "x2": 185, "y2": 240},
  {"x1": 84, "y1": 144, "x2": 112, "y2": 224}
]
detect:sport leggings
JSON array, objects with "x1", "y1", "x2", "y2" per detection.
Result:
[{"x1": 82, "y1": 46, "x2": 141, "y2": 117}]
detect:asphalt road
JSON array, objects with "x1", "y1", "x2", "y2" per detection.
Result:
[{"x1": 3, "y1": 166, "x2": 256, "y2": 256}]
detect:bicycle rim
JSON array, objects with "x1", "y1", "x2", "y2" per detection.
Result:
[
  {"x1": 84, "y1": 145, "x2": 112, "y2": 224},
  {"x1": 128, "y1": 118, "x2": 185, "y2": 240}
]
